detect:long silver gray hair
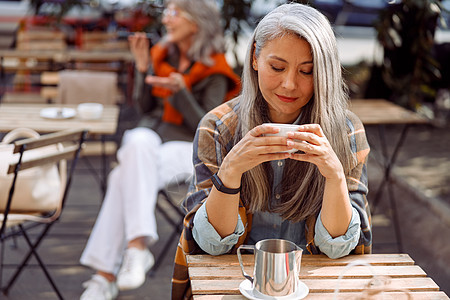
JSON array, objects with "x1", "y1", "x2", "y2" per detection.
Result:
[
  {"x1": 164, "y1": 0, "x2": 226, "y2": 66},
  {"x1": 237, "y1": 3, "x2": 355, "y2": 221}
]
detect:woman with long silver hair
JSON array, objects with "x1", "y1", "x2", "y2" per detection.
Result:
[
  {"x1": 172, "y1": 3, "x2": 371, "y2": 299},
  {"x1": 79, "y1": 0, "x2": 239, "y2": 299}
]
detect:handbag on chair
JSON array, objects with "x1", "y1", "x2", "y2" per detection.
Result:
[{"x1": 0, "y1": 128, "x2": 65, "y2": 213}]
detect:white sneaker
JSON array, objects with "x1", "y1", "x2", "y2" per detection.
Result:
[
  {"x1": 80, "y1": 274, "x2": 118, "y2": 300},
  {"x1": 117, "y1": 247, "x2": 154, "y2": 291}
]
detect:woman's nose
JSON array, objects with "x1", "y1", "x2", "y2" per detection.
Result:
[
  {"x1": 281, "y1": 71, "x2": 298, "y2": 91},
  {"x1": 162, "y1": 13, "x2": 171, "y2": 25}
]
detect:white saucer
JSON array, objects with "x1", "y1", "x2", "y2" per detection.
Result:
[
  {"x1": 40, "y1": 107, "x2": 76, "y2": 119},
  {"x1": 239, "y1": 279, "x2": 309, "y2": 300}
]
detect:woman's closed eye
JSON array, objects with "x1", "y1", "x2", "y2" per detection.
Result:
[
  {"x1": 271, "y1": 65, "x2": 284, "y2": 72},
  {"x1": 270, "y1": 65, "x2": 313, "y2": 75}
]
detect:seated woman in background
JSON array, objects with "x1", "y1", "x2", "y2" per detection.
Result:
[
  {"x1": 79, "y1": 0, "x2": 240, "y2": 299},
  {"x1": 172, "y1": 3, "x2": 371, "y2": 299}
]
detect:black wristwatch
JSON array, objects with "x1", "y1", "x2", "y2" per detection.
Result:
[{"x1": 211, "y1": 173, "x2": 241, "y2": 194}]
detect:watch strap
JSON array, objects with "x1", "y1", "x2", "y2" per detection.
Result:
[{"x1": 211, "y1": 173, "x2": 240, "y2": 194}]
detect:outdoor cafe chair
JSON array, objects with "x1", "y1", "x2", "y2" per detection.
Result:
[
  {"x1": 0, "y1": 128, "x2": 87, "y2": 299},
  {"x1": 148, "y1": 187, "x2": 186, "y2": 276}
]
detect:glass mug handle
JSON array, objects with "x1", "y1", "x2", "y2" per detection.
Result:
[{"x1": 237, "y1": 244, "x2": 255, "y2": 283}]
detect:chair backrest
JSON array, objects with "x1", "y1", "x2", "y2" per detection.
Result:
[
  {"x1": 0, "y1": 129, "x2": 87, "y2": 235},
  {"x1": 56, "y1": 70, "x2": 118, "y2": 105},
  {"x1": 81, "y1": 31, "x2": 129, "y2": 51},
  {"x1": 16, "y1": 30, "x2": 67, "y2": 51}
]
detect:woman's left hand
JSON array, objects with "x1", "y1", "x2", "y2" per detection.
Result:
[
  {"x1": 145, "y1": 72, "x2": 185, "y2": 93},
  {"x1": 288, "y1": 124, "x2": 344, "y2": 180}
]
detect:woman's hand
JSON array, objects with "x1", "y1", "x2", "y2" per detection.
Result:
[
  {"x1": 288, "y1": 124, "x2": 352, "y2": 238},
  {"x1": 145, "y1": 72, "x2": 185, "y2": 93},
  {"x1": 220, "y1": 124, "x2": 291, "y2": 180},
  {"x1": 208, "y1": 124, "x2": 291, "y2": 236},
  {"x1": 287, "y1": 124, "x2": 344, "y2": 180},
  {"x1": 128, "y1": 32, "x2": 150, "y2": 73}
]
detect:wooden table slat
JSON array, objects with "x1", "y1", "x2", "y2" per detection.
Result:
[
  {"x1": 194, "y1": 291, "x2": 450, "y2": 300},
  {"x1": 303, "y1": 277, "x2": 439, "y2": 293},
  {"x1": 191, "y1": 277, "x2": 439, "y2": 295},
  {"x1": 0, "y1": 49, "x2": 133, "y2": 63},
  {"x1": 188, "y1": 265, "x2": 427, "y2": 280},
  {"x1": 187, "y1": 253, "x2": 415, "y2": 267}
]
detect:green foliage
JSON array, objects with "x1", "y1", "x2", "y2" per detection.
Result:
[
  {"x1": 221, "y1": 0, "x2": 253, "y2": 71},
  {"x1": 375, "y1": 0, "x2": 443, "y2": 110}
]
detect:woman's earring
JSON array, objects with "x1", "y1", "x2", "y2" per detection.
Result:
[{"x1": 252, "y1": 63, "x2": 257, "y2": 71}]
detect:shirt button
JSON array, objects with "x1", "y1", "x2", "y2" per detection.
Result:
[
  {"x1": 277, "y1": 160, "x2": 283, "y2": 167},
  {"x1": 275, "y1": 194, "x2": 281, "y2": 199}
]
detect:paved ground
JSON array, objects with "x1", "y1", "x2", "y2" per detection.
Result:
[
  {"x1": 365, "y1": 122, "x2": 450, "y2": 296},
  {"x1": 1, "y1": 105, "x2": 449, "y2": 299}
]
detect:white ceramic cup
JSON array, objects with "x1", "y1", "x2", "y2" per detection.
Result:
[
  {"x1": 77, "y1": 103, "x2": 104, "y2": 120},
  {"x1": 263, "y1": 123, "x2": 301, "y2": 153}
]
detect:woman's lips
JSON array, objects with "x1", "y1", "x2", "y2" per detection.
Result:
[{"x1": 276, "y1": 94, "x2": 297, "y2": 103}]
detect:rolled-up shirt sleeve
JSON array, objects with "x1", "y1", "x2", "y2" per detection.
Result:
[
  {"x1": 314, "y1": 207, "x2": 361, "y2": 259},
  {"x1": 192, "y1": 203, "x2": 245, "y2": 255}
]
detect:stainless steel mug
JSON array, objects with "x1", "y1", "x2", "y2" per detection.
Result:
[{"x1": 237, "y1": 239, "x2": 303, "y2": 297}]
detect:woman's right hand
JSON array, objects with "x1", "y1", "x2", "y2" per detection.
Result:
[
  {"x1": 219, "y1": 124, "x2": 291, "y2": 184},
  {"x1": 206, "y1": 124, "x2": 290, "y2": 237},
  {"x1": 128, "y1": 32, "x2": 150, "y2": 73}
]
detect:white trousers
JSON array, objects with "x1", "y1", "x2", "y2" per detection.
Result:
[{"x1": 80, "y1": 127, "x2": 193, "y2": 274}]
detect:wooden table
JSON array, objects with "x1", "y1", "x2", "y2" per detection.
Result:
[
  {"x1": 65, "y1": 50, "x2": 134, "y2": 63},
  {"x1": 187, "y1": 254, "x2": 449, "y2": 299},
  {"x1": 0, "y1": 49, "x2": 64, "y2": 61},
  {"x1": 0, "y1": 103, "x2": 118, "y2": 135},
  {"x1": 0, "y1": 49, "x2": 133, "y2": 76},
  {"x1": 349, "y1": 99, "x2": 428, "y2": 125},
  {"x1": 0, "y1": 103, "x2": 119, "y2": 193},
  {"x1": 349, "y1": 99, "x2": 429, "y2": 252},
  {"x1": 0, "y1": 49, "x2": 134, "y2": 66}
]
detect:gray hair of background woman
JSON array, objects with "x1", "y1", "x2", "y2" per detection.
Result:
[
  {"x1": 238, "y1": 3, "x2": 356, "y2": 221},
  {"x1": 164, "y1": 0, "x2": 226, "y2": 66}
]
